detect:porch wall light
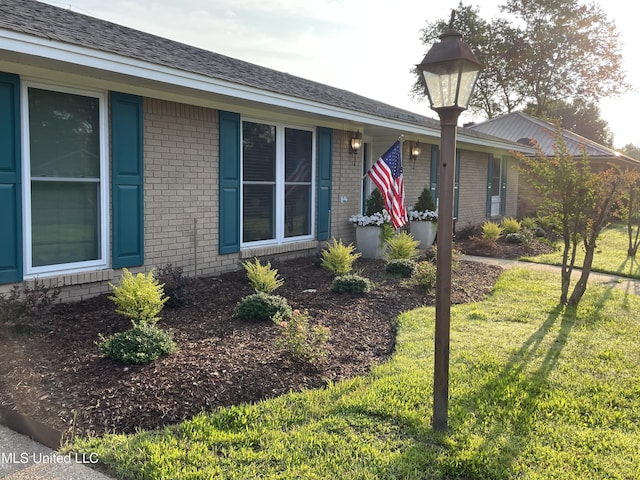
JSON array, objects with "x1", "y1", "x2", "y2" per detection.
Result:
[
  {"x1": 410, "y1": 141, "x2": 422, "y2": 161},
  {"x1": 350, "y1": 131, "x2": 362, "y2": 155}
]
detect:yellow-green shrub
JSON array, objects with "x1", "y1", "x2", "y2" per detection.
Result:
[
  {"x1": 108, "y1": 269, "x2": 168, "y2": 326},
  {"x1": 242, "y1": 258, "x2": 284, "y2": 294},
  {"x1": 502, "y1": 217, "x2": 521, "y2": 234},
  {"x1": 321, "y1": 238, "x2": 361, "y2": 276},
  {"x1": 481, "y1": 221, "x2": 503, "y2": 241},
  {"x1": 385, "y1": 231, "x2": 420, "y2": 260}
]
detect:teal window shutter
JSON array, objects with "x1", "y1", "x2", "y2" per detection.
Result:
[
  {"x1": 219, "y1": 111, "x2": 241, "y2": 254},
  {"x1": 316, "y1": 127, "x2": 332, "y2": 241},
  {"x1": 111, "y1": 92, "x2": 144, "y2": 268},
  {"x1": 0, "y1": 72, "x2": 22, "y2": 283},
  {"x1": 486, "y1": 154, "x2": 494, "y2": 217},
  {"x1": 430, "y1": 144, "x2": 439, "y2": 203},
  {"x1": 500, "y1": 156, "x2": 508, "y2": 215},
  {"x1": 454, "y1": 149, "x2": 461, "y2": 219}
]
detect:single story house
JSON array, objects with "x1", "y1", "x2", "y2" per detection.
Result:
[
  {"x1": 468, "y1": 111, "x2": 640, "y2": 215},
  {"x1": 0, "y1": 0, "x2": 532, "y2": 302}
]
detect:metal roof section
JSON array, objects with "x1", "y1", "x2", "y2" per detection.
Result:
[
  {"x1": 0, "y1": 0, "x2": 531, "y2": 153},
  {"x1": 468, "y1": 111, "x2": 639, "y2": 165}
]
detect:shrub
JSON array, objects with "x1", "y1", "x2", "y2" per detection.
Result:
[
  {"x1": 365, "y1": 189, "x2": 385, "y2": 216},
  {"x1": 0, "y1": 280, "x2": 60, "y2": 328},
  {"x1": 506, "y1": 229, "x2": 534, "y2": 245},
  {"x1": 98, "y1": 324, "x2": 177, "y2": 365},
  {"x1": 385, "y1": 231, "x2": 420, "y2": 261},
  {"x1": 481, "y1": 221, "x2": 502, "y2": 241},
  {"x1": 242, "y1": 258, "x2": 284, "y2": 294},
  {"x1": 520, "y1": 216, "x2": 538, "y2": 230},
  {"x1": 273, "y1": 310, "x2": 330, "y2": 365},
  {"x1": 320, "y1": 238, "x2": 361, "y2": 276},
  {"x1": 331, "y1": 274, "x2": 372, "y2": 294},
  {"x1": 502, "y1": 217, "x2": 521, "y2": 235},
  {"x1": 109, "y1": 269, "x2": 168, "y2": 327},
  {"x1": 235, "y1": 292, "x2": 292, "y2": 321},
  {"x1": 414, "y1": 187, "x2": 436, "y2": 212},
  {"x1": 413, "y1": 261, "x2": 437, "y2": 289},
  {"x1": 156, "y1": 264, "x2": 188, "y2": 308},
  {"x1": 505, "y1": 233, "x2": 523, "y2": 244},
  {"x1": 385, "y1": 259, "x2": 416, "y2": 277}
]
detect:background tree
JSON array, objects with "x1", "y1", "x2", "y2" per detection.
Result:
[
  {"x1": 413, "y1": 0, "x2": 630, "y2": 125},
  {"x1": 411, "y1": 3, "x2": 522, "y2": 118},
  {"x1": 524, "y1": 99, "x2": 614, "y2": 146},
  {"x1": 502, "y1": 0, "x2": 629, "y2": 116},
  {"x1": 622, "y1": 144, "x2": 640, "y2": 161},
  {"x1": 516, "y1": 126, "x2": 623, "y2": 306}
]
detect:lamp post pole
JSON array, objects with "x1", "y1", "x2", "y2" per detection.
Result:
[
  {"x1": 432, "y1": 107, "x2": 462, "y2": 431},
  {"x1": 416, "y1": 11, "x2": 483, "y2": 432}
]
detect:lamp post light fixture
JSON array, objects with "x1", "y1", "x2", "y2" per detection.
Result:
[{"x1": 416, "y1": 11, "x2": 483, "y2": 432}]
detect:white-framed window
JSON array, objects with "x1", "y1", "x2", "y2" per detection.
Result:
[
  {"x1": 21, "y1": 81, "x2": 108, "y2": 276},
  {"x1": 241, "y1": 119, "x2": 315, "y2": 246}
]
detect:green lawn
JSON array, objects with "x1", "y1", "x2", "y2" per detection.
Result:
[
  {"x1": 72, "y1": 269, "x2": 640, "y2": 479},
  {"x1": 521, "y1": 223, "x2": 640, "y2": 279}
]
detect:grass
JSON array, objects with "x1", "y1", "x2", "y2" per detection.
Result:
[
  {"x1": 521, "y1": 223, "x2": 640, "y2": 279},
  {"x1": 71, "y1": 269, "x2": 640, "y2": 479}
]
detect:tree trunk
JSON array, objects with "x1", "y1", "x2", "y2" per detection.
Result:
[
  {"x1": 560, "y1": 236, "x2": 577, "y2": 305},
  {"x1": 568, "y1": 244, "x2": 596, "y2": 306}
]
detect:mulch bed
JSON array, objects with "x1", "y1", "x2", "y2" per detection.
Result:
[{"x1": 0, "y1": 244, "x2": 549, "y2": 440}]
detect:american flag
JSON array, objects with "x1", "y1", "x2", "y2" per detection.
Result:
[{"x1": 367, "y1": 140, "x2": 407, "y2": 229}]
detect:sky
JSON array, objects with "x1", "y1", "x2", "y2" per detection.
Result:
[{"x1": 40, "y1": 0, "x2": 640, "y2": 149}]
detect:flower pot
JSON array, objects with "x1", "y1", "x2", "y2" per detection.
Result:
[
  {"x1": 410, "y1": 221, "x2": 437, "y2": 249},
  {"x1": 355, "y1": 225, "x2": 387, "y2": 259}
]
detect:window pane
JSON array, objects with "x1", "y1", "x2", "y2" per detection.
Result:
[
  {"x1": 285, "y1": 128, "x2": 312, "y2": 182},
  {"x1": 285, "y1": 184, "x2": 311, "y2": 237},
  {"x1": 243, "y1": 184, "x2": 275, "y2": 242},
  {"x1": 491, "y1": 157, "x2": 501, "y2": 195},
  {"x1": 243, "y1": 122, "x2": 275, "y2": 182},
  {"x1": 29, "y1": 88, "x2": 100, "y2": 178},
  {"x1": 31, "y1": 181, "x2": 99, "y2": 267}
]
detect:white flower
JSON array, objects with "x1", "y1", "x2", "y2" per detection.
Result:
[
  {"x1": 408, "y1": 208, "x2": 438, "y2": 222},
  {"x1": 349, "y1": 209, "x2": 391, "y2": 226}
]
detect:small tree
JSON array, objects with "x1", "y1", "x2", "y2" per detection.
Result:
[
  {"x1": 414, "y1": 187, "x2": 436, "y2": 212},
  {"x1": 619, "y1": 169, "x2": 640, "y2": 257},
  {"x1": 365, "y1": 188, "x2": 385, "y2": 216},
  {"x1": 516, "y1": 126, "x2": 622, "y2": 306}
]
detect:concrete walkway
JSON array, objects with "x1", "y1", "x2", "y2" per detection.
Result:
[
  {"x1": 0, "y1": 425, "x2": 114, "y2": 479},
  {"x1": 462, "y1": 254, "x2": 640, "y2": 297}
]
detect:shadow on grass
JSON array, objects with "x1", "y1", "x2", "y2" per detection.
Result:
[{"x1": 384, "y1": 303, "x2": 576, "y2": 479}]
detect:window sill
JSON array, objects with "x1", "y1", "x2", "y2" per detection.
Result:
[
  {"x1": 24, "y1": 268, "x2": 115, "y2": 287},
  {"x1": 240, "y1": 240, "x2": 319, "y2": 259}
]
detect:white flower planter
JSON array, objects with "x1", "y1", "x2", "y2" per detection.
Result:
[
  {"x1": 410, "y1": 221, "x2": 437, "y2": 249},
  {"x1": 355, "y1": 225, "x2": 387, "y2": 259}
]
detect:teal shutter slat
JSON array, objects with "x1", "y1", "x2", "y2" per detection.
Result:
[
  {"x1": 0, "y1": 73, "x2": 22, "y2": 283},
  {"x1": 111, "y1": 92, "x2": 144, "y2": 268},
  {"x1": 219, "y1": 111, "x2": 241, "y2": 254},
  {"x1": 500, "y1": 157, "x2": 508, "y2": 215},
  {"x1": 486, "y1": 154, "x2": 494, "y2": 217},
  {"x1": 430, "y1": 144, "x2": 439, "y2": 203},
  {"x1": 454, "y1": 149, "x2": 461, "y2": 220},
  {"x1": 316, "y1": 127, "x2": 332, "y2": 241}
]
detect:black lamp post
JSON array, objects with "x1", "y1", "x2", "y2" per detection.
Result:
[{"x1": 416, "y1": 11, "x2": 483, "y2": 432}]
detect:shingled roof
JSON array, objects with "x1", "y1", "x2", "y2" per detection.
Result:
[{"x1": 0, "y1": 0, "x2": 443, "y2": 127}]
